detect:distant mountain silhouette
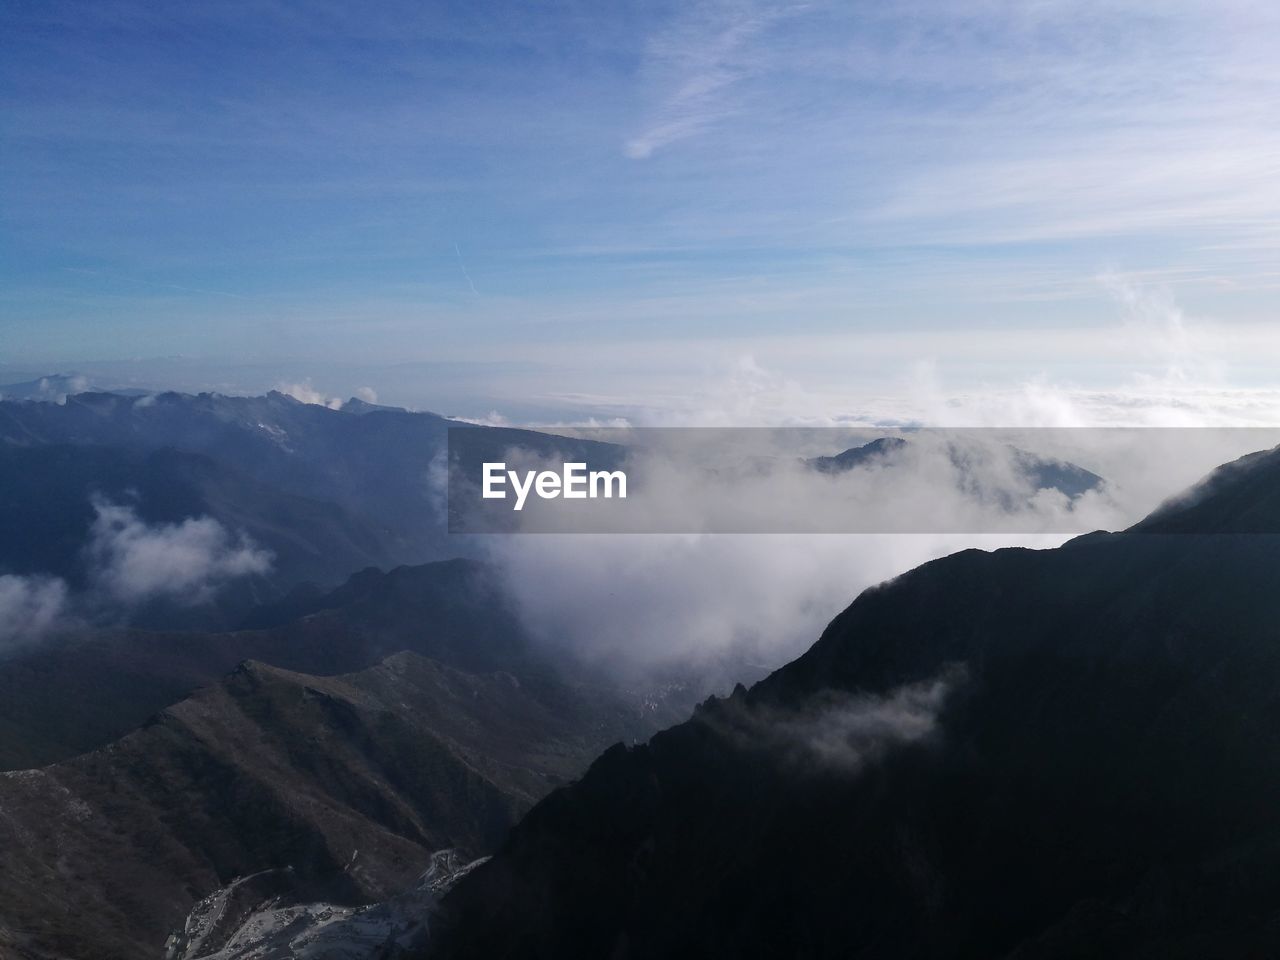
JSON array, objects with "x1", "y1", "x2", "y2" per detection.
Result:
[
  {"x1": 0, "y1": 390, "x2": 457, "y2": 569},
  {"x1": 806, "y1": 435, "x2": 1105, "y2": 501},
  {"x1": 427, "y1": 445, "x2": 1280, "y2": 959},
  {"x1": 0, "y1": 390, "x2": 623, "y2": 625},
  {"x1": 0, "y1": 372, "x2": 151, "y2": 402},
  {"x1": 805, "y1": 435, "x2": 909, "y2": 472}
]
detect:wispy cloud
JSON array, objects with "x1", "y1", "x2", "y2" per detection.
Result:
[
  {"x1": 0, "y1": 497, "x2": 277, "y2": 653},
  {"x1": 6, "y1": 0, "x2": 1280, "y2": 397},
  {"x1": 0, "y1": 575, "x2": 70, "y2": 653},
  {"x1": 625, "y1": 1, "x2": 807, "y2": 159},
  {"x1": 453, "y1": 242, "x2": 480, "y2": 296},
  {"x1": 705, "y1": 667, "x2": 965, "y2": 773}
]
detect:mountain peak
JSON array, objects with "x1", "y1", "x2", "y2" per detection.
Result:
[
  {"x1": 341, "y1": 396, "x2": 405, "y2": 414},
  {"x1": 806, "y1": 436, "x2": 908, "y2": 474},
  {"x1": 1132, "y1": 443, "x2": 1280, "y2": 534}
]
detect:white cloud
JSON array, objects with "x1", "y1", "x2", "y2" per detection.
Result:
[
  {"x1": 454, "y1": 410, "x2": 512, "y2": 427},
  {"x1": 87, "y1": 499, "x2": 272, "y2": 605},
  {"x1": 709, "y1": 667, "x2": 963, "y2": 772},
  {"x1": 475, "y1": 296, "x2": 1280, "y2": 682},
  {"x1": 488, "y1": 528, "x2": 1064, "y2": 680},
  {"x1": 2, "y1": 501, "x2": 275, "y2": 651},
  {"x1": 484, "y1": 277, "x2": 1280, "y2": 432},
  {"x1": 43, "y1": 374, "x2": 89, "y2": 403},
  {"x1": 276, "y1": 380, "x2": 344, "y2": 410},
  {"x1": 0, "y1": 575, "x2": 69, "y2": 653}
]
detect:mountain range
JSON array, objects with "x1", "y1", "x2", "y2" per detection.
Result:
[
  {"x1": 0, "y1": 558, "x2": 679, "y2": 959},
  {"x1": 0, "y1": 558, "x2": 564, "y2": 770},
  {"x1": 4, "y1": 386, "x2": 1276, "y2": 960},
  {"x1": 805, "y1": 435, "x2": 1106, "y2": 503},
  {"x1": 0, "y1": 390, "x2": 621, "y2": 628}
]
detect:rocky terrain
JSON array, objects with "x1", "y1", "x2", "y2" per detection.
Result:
[{"x1": 0, "y1": 646, "x2": 662, "y2": 960}]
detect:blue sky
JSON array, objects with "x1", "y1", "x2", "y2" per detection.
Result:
[{"x1": 3, "y1": 0, "x2": 1279, "y2": 419}]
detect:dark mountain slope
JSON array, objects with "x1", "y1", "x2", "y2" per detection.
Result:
[
  {"x1": 427, "y1": 448, "x2": 1280, "y2": 959},
  {"x1": 1133, "y1": 442, "x2": 1280, "y2": 533},
  {"x1": 0, "y1": 650, "x2": 658, "y2": 960}
]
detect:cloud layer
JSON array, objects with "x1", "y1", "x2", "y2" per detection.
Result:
[
  {"x1": 478, "y1": 388, "x2": 1279, "y2": 681},
  {"x1": 488, "y1": 530, "x2": 1055, "y2": 681}
]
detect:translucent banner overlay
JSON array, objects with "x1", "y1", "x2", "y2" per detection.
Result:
[{"x1": 446, "y1": 427, "x2": 1280, "y2": 534}]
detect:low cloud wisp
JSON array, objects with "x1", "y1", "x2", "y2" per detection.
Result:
[
  {"x1": 0, "y1": 499, "x2": 273, "y2": 654},
  {"x1": 0, "y1": 575, "x2": 70, "y2": 653},
  {"x1": 706, "y1": 667, "x2": 964, "y2": 774},
  {"x1": 87, "y1": 499, "x2": 272, "y2": 605}
]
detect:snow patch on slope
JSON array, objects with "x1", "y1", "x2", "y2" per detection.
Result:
[{"x1": 165, "y1": 850, "x2": 485, "y2": 960}]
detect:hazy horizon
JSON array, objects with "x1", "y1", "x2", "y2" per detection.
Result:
[{"x1": 6, "y1": 1, "x2": 1280, "y2": 427}]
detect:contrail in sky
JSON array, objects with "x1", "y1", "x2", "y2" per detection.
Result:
[{"x1": 453, "y1": 242, "x2": 480, "y2": 296}]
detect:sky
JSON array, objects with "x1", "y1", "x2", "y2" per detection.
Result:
[{"x1": 3, "y1": 0, "x2": 1280, "y2": 421}]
